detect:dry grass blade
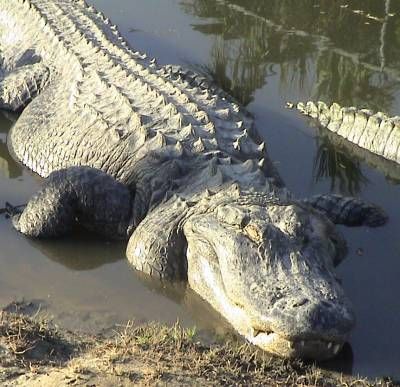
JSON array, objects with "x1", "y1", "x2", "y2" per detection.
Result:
[
  {"x1": 0, "y1": 310, "x2": 75, "y2": 367},
  {"x1": 0, "y1": 307, "x2": 397, "y2": 386}
]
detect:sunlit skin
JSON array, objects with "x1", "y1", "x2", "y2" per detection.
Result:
[{"x1": 0, "y1": 0, "x2": 387, "y2": 360}]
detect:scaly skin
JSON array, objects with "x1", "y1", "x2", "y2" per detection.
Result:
[
  {"x1": 0, "y1": 0, "x2": 387, "y2": 360},
  {"x1": 292, "y1": 101, "x2": 400, "y2": 165}
]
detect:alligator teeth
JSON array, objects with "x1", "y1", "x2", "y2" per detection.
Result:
[
  {"x1": 251, "y1": 328, "x2": 262, "y2": 338},
  {"x1": 333, "y1": 344, "x2": 341, "y2": 355},
  {"x1": 327, "y1": 342, "x2": 332, "y2": 349},
  {"x1": 288, "y1": 341, "x2": 294, "y2": 349},
  {"x1": 251, "y1": 327, "x2": 274, "y2": 338},
  {"x1": 258, "y1": 142, "x2": 266, "y2": 152}
]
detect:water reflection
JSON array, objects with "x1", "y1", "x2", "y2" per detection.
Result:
[
  {"x1": 29, "y1": 230, "x2": 236, "y2": 338},
  {"x1": 181, "y1": 0, "x2": 400, "y2": 193},
  {"x1": 314, "y1": 131, "x2": 369, "y2": 195},
  {"x1": 182, "y1": 0, "x2": 400, "y2": 109},
  {"x1": 27, "y1": 233, "x2": 125, "y2": 271},
  {"x1": 194, "y1": 39, "x2": 272, "y2": 106},
  {"x1": 315, "y1": 127, "x2": 400, "y2": 190},
  {"x1": 0, "y1": 112, "x2": 23, "y2": 179}
]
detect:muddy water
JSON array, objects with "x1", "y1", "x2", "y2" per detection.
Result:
[{"x1": 1, "y1": 0, "x2": 400, "y2": 379}]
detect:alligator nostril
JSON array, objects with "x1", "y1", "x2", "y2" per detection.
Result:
[{"x1": 291, "y1": 298, "x2": 309, "y2": 308}]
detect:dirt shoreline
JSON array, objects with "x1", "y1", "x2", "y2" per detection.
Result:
[{"x1": 0, "y1": 301, "x2": 397, "y2": 386}]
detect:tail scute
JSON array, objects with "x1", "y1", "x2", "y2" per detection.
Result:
[{"x1": 288, "y1": 100, "x2": 400, "y2": 164}]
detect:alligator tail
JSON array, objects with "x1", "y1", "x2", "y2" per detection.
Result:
[{"x1": 291, "y1": 101, "x2": 400, "y2": 164}]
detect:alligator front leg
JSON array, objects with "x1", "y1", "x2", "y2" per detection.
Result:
[
  {"x1": 127, "y1": 195, "x2": 189, "y2": 280},
  {"x1": 303, "y1": 194, "x2": 388, "y2": 227},
  {"x1": 0, "y1": 63, "x2": 50, "y2": 112},
  {"x1": 11, "y1": 167, "x2": 133, "y2": 239}
]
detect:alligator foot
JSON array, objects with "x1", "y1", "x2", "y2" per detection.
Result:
[
  {"x1": 303, "y1": 194, "x2": 388, "y2": 227},
  {"x1": 11, "y1": 167, "x2": 133, "y2": 239}
]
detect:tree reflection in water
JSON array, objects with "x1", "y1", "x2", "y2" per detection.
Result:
[
  {"x1": 315, "y1": 126, "x2": 400, "y2": 189},
  {"x1": 314, "y1": 131, "x2": 369, "y2": 196},
  {"x1": 181, "y1": 0, "x2": 400, "y2": 193}
]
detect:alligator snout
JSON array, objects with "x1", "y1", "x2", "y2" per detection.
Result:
[
  {"x1": 184, "y1": 196, "x2": 354, "y2": 360},
  {"x1": 270, "y1": 296, "x2": 355, "y2": 341},
  {"x1": 241, "y1": 292, "x2": 354, "y2": 360}
]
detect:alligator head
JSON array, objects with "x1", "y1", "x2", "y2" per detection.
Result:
[{"x1": 127, "y1": 187, "x2": 354, "y2": 360}]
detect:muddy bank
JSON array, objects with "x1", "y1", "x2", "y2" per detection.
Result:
[{"x1": 0, "y1": 302, "x2": 396, "y2": 386}]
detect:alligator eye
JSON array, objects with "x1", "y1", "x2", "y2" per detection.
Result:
[{"x1": 244, "y1": 222, "x2": 266, "y2": 243}]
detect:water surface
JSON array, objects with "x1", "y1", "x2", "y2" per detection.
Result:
[{"x1": 1, "y1": 0, "x2": 399, "y2": 379}]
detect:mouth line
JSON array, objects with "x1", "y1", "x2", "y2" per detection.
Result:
[
  {"x1": 248, "y1": 328, "x2": 343, "y2": 358},
  {"x1": 195, "y1": 255, "x2": 347, "y2": 360}
]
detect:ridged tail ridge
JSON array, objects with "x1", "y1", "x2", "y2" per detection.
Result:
[{"x1": 291, "y1": 101, "x2": 400, "y2": 165}]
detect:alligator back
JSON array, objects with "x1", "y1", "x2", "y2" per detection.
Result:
[{"x1": 3, "y1": 0, "x2": 274, "y2": 193}]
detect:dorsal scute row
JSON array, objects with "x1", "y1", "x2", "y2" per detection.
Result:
[
  {"x1": 55, "y1": 0, "x2": 262, "y2": 154},
  {"x1": 11, "y1": 0, "x2": 270, "y2": 196}
]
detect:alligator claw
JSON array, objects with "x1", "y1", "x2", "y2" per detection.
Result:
[{"x1": 2, "y1": 202, "x2": 25, "y2": 218}]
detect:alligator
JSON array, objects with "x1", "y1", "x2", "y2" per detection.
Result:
[
  {"x1": 291, "y1": 101, "x2": 400, "y2": 166},
  {"x1": 0, "y1": 0, "x2": 388, "y2": 360}
]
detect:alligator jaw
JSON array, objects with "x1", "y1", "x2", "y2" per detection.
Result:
[
  {"x1": 188, "y1": 252, "x2": 349, "y2": 361},
  {"x1": 247, "y1": 330, "x2": 344, "y2": 360}
]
